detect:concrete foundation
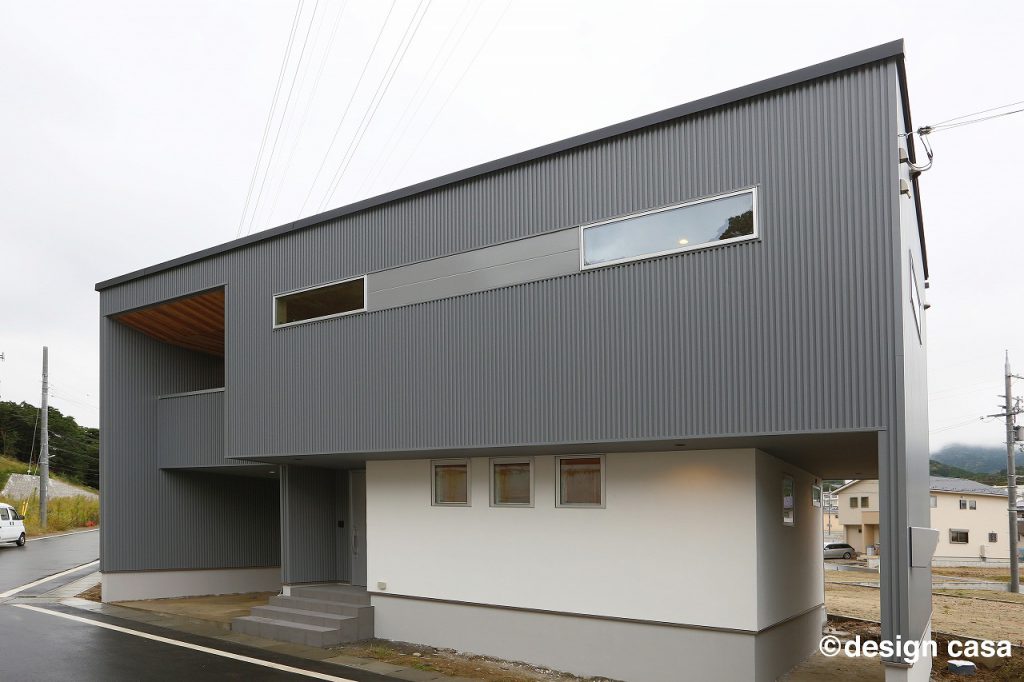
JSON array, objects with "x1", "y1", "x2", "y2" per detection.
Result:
[
  {"x1": 372, "y1": 594, "x2": 824, "y2": 682},
  {"x1": 102, "y1": 566, "x2": 281, "y2": 602}
]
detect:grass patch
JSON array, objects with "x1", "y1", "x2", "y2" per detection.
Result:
[
  {"x1": 0, "y1": 454, "x2": 99, "y2": 534},
  {"x1": 0, "y1": 491, "x2": 99, "y2": 534}
]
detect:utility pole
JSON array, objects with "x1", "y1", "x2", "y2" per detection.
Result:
[
  {"x1": 39, "y1": 346, "x2": 49, "y2": 529},
  {"x1": 1003, "y1": 353, "x2": 1023, "y2": 593}
]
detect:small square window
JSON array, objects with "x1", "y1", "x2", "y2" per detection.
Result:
[
  {"x1": 989, "y1": 532, "x2": 998, "y2": 543},
  {"x1": 782, "y1": 475, "x2": 795, "y2": 526},
  {"x1": 861, "y1": 496, "x2": 869, "y2": 508},
  {"x1": 969, "y1": 500, "x2": 977, "y2": 510},
  {"x1": 960, "y1": 499, "x2": 968, "y2": 510},
  {"x1": 850, "y1": 497, "x2": 859, "y2": 509},
  {"x1": 556, "y1": 456, "x2": 604, "y2": 507},
  {"x1": 950, "y1": 529, "x2": 969, "y2": 544},
  {"x1": 431, "y1": 460, "x2": 469, "y2": 506},
  {"x1": 491, "y1": 458, "x2": 533, "y2": 507}
]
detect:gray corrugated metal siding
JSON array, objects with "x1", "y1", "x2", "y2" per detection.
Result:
[
  {"x1": 100, "y1": 58, "x2": 907, "y2": 574},
  {"x1": 100, "y1": 320, "x2": 279, "y2": 572}
]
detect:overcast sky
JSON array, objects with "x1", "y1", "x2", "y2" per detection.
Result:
[{"x1": 1, "y1": 1, "x2": 1021, "y2": 452}]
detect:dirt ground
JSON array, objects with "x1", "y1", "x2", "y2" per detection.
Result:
[
  {"x1": 336, "y1": 641, "x2": 618, "y2": 682},
  {"x1": 832, "y1": 618, "x2": 1024, "y2": 681},
  {"x1": 826, "y1": 582, "x2": 1024, "y2": 644},
  {"x1": 932, "y1": 566, "x2": 1012, "y2": 581},
  {"x1": 110, "y1": 592, "x2": 277, "y2": 624},
  {"x1": 77, "y1": 583, "x2": 101, "y2": 602}
]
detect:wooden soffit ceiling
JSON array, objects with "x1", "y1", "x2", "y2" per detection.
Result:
[{"x1": 113, "y1": 289, "x2": 225, "y2": 357}]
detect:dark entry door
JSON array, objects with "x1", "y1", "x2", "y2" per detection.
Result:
[{"x1": 349, "y1": 469, "x2": 367, "y2": 587}]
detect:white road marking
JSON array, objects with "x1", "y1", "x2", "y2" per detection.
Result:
[
  {"x1": 13, "y1": 604, "x2": 360, "y2": 682},
  {"x1": 27, "y1": 528, "x2": 100, "y2": 541},
  {"x1": 0, "y1": 560, "x2": 100, "y2": 598}
]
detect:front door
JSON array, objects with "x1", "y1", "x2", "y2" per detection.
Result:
[{"x1": 349, "y1": 470, "x2": 367, "y2": 587}]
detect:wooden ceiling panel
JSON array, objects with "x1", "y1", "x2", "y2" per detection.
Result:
[{"x1": 114, "y1": 289, "x2": 225, "y2": 357}]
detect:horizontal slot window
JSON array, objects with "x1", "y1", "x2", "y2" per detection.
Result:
[
  {"x1": 274, "y1": 276, "x2": 366, "y2": 327},
  {"x1": 580, "y1": 188, "x2": 756, "y2": 268}
]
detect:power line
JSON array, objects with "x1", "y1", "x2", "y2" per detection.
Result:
[
  {"x1": 316, "y1": 0, "x2": 434, "y2": 212},
  {"x1": 929, "y1": 417, "x2": 981, "y2": 435},
  {"x1": 298, "y1": 0, "x2": 401, "y2": 218},
  {"x1": 244, "y1": 0, "x2": 323, "y2": 236},
  {"x1": 929, "y1": 99, "x2": 1024, "y2": 128},
  {"x1": 236, "y1": 1, "x2": 305, "y2": 238},
  {"x1": 265, "y1": 0, "x2": 350, "y2": 224},
  {"x1": 925, "y1": 108, "x2": 1024, "y2": 133},
  {"x1": 357, "y1": 0, "x2": 479, "y2": 197},
  {"x1": 390, "y1": 0, "x2": 512, "y2": 188}
]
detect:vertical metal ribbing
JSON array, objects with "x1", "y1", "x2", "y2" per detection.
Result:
[{"x1": 100, "y1": 63, "x2": 904, "y2": 572}]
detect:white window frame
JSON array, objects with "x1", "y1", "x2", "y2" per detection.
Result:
[
  {"x1": 554, "y1": 454, "x2": 606, "y2": 508},
  {"x1": 430, "y1": 459, "x2": 471, "y2": 507},
  {"x1": 782, "y1": 474, "x2": 796, "y2": 527},
  {"x1": 272, "y1": 275, "x2": 367, "y2": 329},
  {"x1": 578, "y1": 187, "x2": 759, "y2": 271},
  {"x1": 930, "y1": 495, "x2": 937, "y2": 508},
  {"x1": 811, "y1": 484, "x2": 822, "y2": 507},
  {"x1": 489, "y1": 457, "x2": 534, "y2": 508}
]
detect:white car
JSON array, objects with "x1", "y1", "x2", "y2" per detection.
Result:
[{"x1": 0, "y1": 503, "x2": 27, "y2": 547}]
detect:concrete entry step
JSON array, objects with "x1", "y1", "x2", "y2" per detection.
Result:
[
  {"x1": 231, "y1": 584, "x2": 374, "y2": 647},
  {"x1": 232, "y1": 615, "x2": 348, "y2": 648},
  {"x1": 289, "y1": 584, "x2": 371, "y2": 605},
  {"x1": 249, "y1": 605, "x2": 358, "y2": 630},
  {"x1": 270, "y1": 595, "x2": 372, "y2": 617}
]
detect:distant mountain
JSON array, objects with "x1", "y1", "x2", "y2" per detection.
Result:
[
  {"x1": 931, "y1": 443, "x2": 1010, "y2": 474},
  {"x1": 929, "y1": 459, "x2": 1006, "y2": 486}
]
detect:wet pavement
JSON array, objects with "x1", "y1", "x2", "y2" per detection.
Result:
[
  {"x1": 0, "y1": 529, "x2": 99, "y2": 594},
  {"x1": 0, "y1": 530, "x2": 405, "y2": 681}
]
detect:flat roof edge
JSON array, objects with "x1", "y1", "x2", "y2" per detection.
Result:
[{"x1": 96, "y1": 39, "x2": 905, "y2": 292}]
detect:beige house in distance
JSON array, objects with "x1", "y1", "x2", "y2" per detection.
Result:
[
  {"x1": 837, "y1": 477, "x2": 1020, "y2": 564},
  {"x1": 834, "y1": 480, "x2": 881, "y2": 553}
]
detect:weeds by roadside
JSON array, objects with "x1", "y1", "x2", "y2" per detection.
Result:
[{"x1": 0, "y1": 491, "x2": 99, "y2": 534}]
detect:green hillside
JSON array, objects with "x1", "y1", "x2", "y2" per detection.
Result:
[
  {"x1": 929, "y1": 458, "x2": 1022, "y2": 487},
  {"x1": 0, "y1": 401, "x2": 99, "y2": 489}
]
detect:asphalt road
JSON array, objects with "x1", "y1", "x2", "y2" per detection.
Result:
[
  {"x1": 0, "y1": 529, "x2": 99, "y2": 594},
  {"x1": 0, "y1": 531, "x2": 400, "y2": 681}
]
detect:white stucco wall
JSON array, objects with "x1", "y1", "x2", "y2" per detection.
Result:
[
  {"x1": 753, "y1": 451, "x2": 823, "y2": 629},
  {"x1": 367, "y1": 448, "x2": 822, "y2": 633}
]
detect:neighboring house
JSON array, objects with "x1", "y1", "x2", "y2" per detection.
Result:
[
  {"x1": 95, "y1": 41, "x2": 932, "y2": 682},
  {"x1": 834, "y1": 479, "x2": 881, "y2": 553},
  {"x1": 931, "y1": 477, "x2": 1022, "y2": 564},
  {"x1": 837, "y1": 477, "x2": 1022, "y2": 563}
]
